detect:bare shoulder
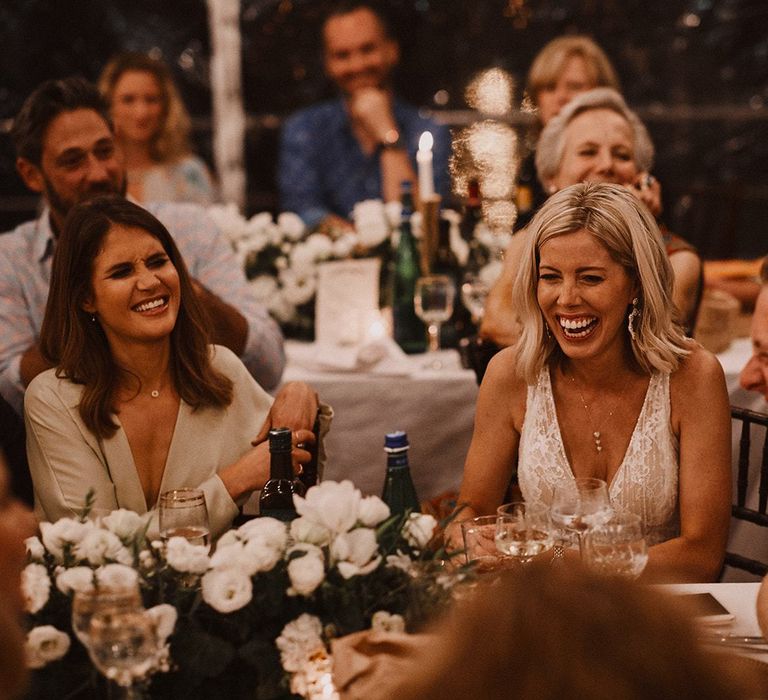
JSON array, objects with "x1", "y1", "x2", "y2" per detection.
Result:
[
  {"x1": 483, "y1": 345, "x2": 526, "y2": 392},
  {"x1": 671, "y1": 341, "x2": 724, "y2": 386},
  {"x1": 479, "y1": 345, "x2": 529, "y2": 426},
  {"x1": 670, "y1": 341, "x2": 728, "y2": 418}
]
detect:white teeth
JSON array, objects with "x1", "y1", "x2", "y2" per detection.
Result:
[
  {"x1": 134, "y1": 298, "x2": 166, "y2": 312},
  {"x1": 559, "y1": 317, "x2": 596, "y2": 330}
]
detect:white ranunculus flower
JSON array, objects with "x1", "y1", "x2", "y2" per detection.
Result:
[
  {"x1": 384, "y1": 200, "x2": 403, "y2": 229},
  {"x1": 331, "y1": 528, "x2": 381, "y2": 579},
  {"x1": 279, "y1": 268, "x2": 317, "y2": 306},
  {"x1": 101, "y1": 509, "x2": 148, "y2": 541},
  {"x1": 22, "y1": 563, "x2": 50, "y2": 614},
  {"x1": 40, "y1": 518, "x2": 95, "y2": 561},
  {"x1": 242, "y1": 537, "x2": 283, "y2": 573},
  {"x1": 25, "y1": 626, "x2": 71, "y2": 669},
  {"x1": 215, "y1": 530, "x2": 241, "y2": 549},
  {"x1": 277, "y1": 212, "x2": 306, "y2": 242},
  {"x1": 201, "y1": 568, "x2": 253, "y2": 613},
  {"x1": 237, "y1": 517, "x2": 288, "y2": 550},
  {"x1": 332, "y1": 232, "x2": 357, "y2": 258},
  {"x1": 145, "y1": 604, "x2": 178, "y2": 643},
  {"x1": 268, "y1": 291, "x2": 296, "y2": 323},
  {"x1": 55, "y1": 566, "x2": 95, "y2": 595},
  {"x1": 289, "y1": 242, "x2": 317, "y2": 273},
  {"x1": 25, "y1": 535, "x2": 45, "y2": 560},
  {"x1": 96, "y1": 563, "x2": 139, "y2": 590},
  {"x1": 245, "y1": 211, "x2": 275, "y2": 238},
  {"x1": 248, "y1": 274, "x2": 278, "y2": 303},
  {"x1": 276, "y1": 614, "x2": 324, "y2": 672},
  {"x1": 357, "y1": 496, "x2": 390, "y2": 527},
  {"x1": 402, "y1": 513, "x2": 438, "y2": 549},
  {"x1": 294, "y1": 480, "x2": 361, "y2": 534},
  {"x1": 287, "y1": 551, "x2": 325, "y2": 597},
  {"x1": 385, "y1": 551, "x2": 414, "y2": 574},
  {"x1": 74, "y1": 528, "x2": 131, "y2": 566},
  {"x1": 165, "y1": 537, "x2": 210, "y2": 574},
  {"x1": 290, "y1": 516, "x2": 332, "y2": 547},
  {"x1": 304, "y1": 233, "x2": 334, "y2": 260},
  {"x1": 354, "y1": 199, "x2": 390, "y2": 248},
  {"x1": 371, "y1": 611, "x2": 406, "y2": 634}
]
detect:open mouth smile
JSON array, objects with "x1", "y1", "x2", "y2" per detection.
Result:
[
  {"x1": 132, "y1": 296, "x2": 169, "y2": 314},
  {"x1": 557, "y1": 315, "x2": 598, "y2": 339}
]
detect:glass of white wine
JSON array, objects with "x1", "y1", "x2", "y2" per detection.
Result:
[
  {"x1": 549, "y1": 478, "x2": 613, "y2": 557},
  {"x1": 461, "y1": 273, "x2": 490, "y2": 325},
  {"x1": 495, "y1": 501, "x2": 554, "y2": 564},
  {"x1": 414, "y1": 274, "x2": 455, "y2": 356},
  {"x1": 583, "y1": 512, "x2": 648, "y2": 579},
  {"x1": 72, "y1": 583, "x2": 143, "y2": 647},
  {"x1": 159, "y1": 488, "x2": 210, "y2": 549}
]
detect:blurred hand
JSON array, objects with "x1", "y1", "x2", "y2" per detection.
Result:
[
  {"x1": 348, "y1": 87, "x2": 397, "y2": 143},
  {"x1": 254, "y1": 381, "x2": 318, "y2": 443},
  {"x1": 628, "y1": 172, "x2": 663, "y2": 218}
]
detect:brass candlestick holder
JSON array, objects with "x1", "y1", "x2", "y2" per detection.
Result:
[{"x1": 419, "y1": 193, "x2": 441, "y2": 276}]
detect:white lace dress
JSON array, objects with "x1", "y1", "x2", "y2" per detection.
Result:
[{"x1": 518, "y1": 367, "x2": 680, "y2": 545}]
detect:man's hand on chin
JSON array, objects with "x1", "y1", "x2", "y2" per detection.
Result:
[{"x1": 348, "y1": 87, "x2": 396, "y2": 143}]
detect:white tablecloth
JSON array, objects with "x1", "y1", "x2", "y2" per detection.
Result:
[{"x1": 282, "y1": 342, "x2": 478, "y2": 501}]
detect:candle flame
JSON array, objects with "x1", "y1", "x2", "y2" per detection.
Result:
[{"x1": 418, "y1": 131, "x2": 433, "y2": 152}]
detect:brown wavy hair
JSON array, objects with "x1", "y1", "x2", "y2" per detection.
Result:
[
  {"x1": 99, "y1": 52, "x2": 192, "y2": 163},
  {"x1": 40, "y1": 195, "x2": 233, "y2": 438}
]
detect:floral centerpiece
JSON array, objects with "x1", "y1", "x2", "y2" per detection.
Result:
[{"x1": 23, "y1": 481, "x2": 460, "y2": 699}]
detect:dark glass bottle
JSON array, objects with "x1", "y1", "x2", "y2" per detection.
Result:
[
  {"x1": 392, "y1": 182, "x2": 426, "y2": 353},
  {"x1": 381, "y1": 431, "x2": 420, "y2": 517},
  {"x1": 460, "y1": 178, "x2": 483, "y2": 244},
  {"x1": 259, "y1": 427, "x2": 298, "y2": 521},
  {"x1": 296, "y1": 414, "x2": 320, "y2": 494},
  {"x1": 432, "y1": 218, "x2": 466, "y2": 347}
]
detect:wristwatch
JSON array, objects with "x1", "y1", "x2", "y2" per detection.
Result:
[{"x1": 379, "y1": 128, "x2": 405, "y2": 151}]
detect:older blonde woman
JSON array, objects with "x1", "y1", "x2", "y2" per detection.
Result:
[
  {"x1": 483, "y1": 88, "x2": 702, "y2": 344},
  {"x1": 459, "y1": 183, "x2": 729, "y2": 582}
]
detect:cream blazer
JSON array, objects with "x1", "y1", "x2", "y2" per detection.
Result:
[{"x1": 25, "y1": 345, "x2": 273, "y2": 538}]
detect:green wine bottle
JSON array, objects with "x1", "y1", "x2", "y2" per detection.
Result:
[{"x1": 381, "y1": 430, "x2": 420, "y2": 517}]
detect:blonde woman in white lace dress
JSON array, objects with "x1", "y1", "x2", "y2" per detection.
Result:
[{"x1": 457, "y1": 183, "x2": 730, "y2": 582}]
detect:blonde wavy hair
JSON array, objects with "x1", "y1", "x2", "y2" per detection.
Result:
[
  {"x1": 513, "y1": 182, "x2": 689, "y2": 384},
  {"x1": 99, "y1": 52, "x2": 192, "y2": 163}
]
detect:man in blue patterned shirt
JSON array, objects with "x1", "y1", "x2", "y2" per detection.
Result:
[
  {"x1": 278, "y1": 1, "x2": 451, "y2": 231},
  {"x1": 0, "y1": 77, "x2": 286, "y2": 415}
]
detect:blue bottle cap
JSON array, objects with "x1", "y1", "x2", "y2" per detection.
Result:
[{"x1": 384, "y1": 430, "x2": 409, "y2": 449}]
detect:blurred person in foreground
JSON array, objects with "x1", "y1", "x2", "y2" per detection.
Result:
[
  {"x1": 457, "y1": 183, "x2": 729, "y2": 582},
  {"x1": 739, "y1": 257, "x2": 768, "y2": 400},
  {"x1": 482, "y1": 88, "x2": 702, "y2": 345},
  {"x1": 278, "y1": 0, "x2": 451, "y2": 232},
  {"x1": 0, "y1": 77, "x2": 284, "y2": 418},
  {"x1": 0, "y1": 450, "x2": 37, "y2": 700},
  {"x1": 99, "y1": 51, "x2": 216, "y2": 205},
  {"x1": 25, "y1": 196, "x2": 327, "y2": 538},
  {"x1": 333, "y1": 565, "x2": 759, "y2": 700}
]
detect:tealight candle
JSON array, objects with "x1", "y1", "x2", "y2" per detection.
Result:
[{"x1": 417, "y1": 131, "x2": 435, "y2": 199}]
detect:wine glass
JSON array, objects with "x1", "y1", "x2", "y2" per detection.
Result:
[
  {"x1": 72, "y1": 584, "x2": 142, "y2": 646},
  {"x1": 495, "y1": 501, "x2": 554, "y2": 564},
  {"x1": 159, "y1": 488, "x2": 210, "y2": 549},
  {"x1": 461, "y1": 273, "x2": 490, "y2": 324},
  {"x1": 88, "y1": 607, "x2": 158, "y2": 698},
  {"x1": 583, "y1": 512, "x2": 648, "y2": 579},
  {"x1": 549, "y1": 478, "x2": 613, "y2": 557},
  {"x1": 461, "y1": 515, "x2": 512, "y2": 573},
  {"x1": 414, "y1": 274, "x2": 455, "y2": 357}
]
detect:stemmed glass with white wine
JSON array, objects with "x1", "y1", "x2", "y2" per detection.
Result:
[
  {"x1": 549, "y1": 478, "x2": 613, "y2": 557},
  {"x1": 414, "y1": 274, "x2": 455, "y2": 366},
  {"x1": 159, "y1": 488, "x2": 210, "y2": 549},
  {"x1": 495, "y1": 501, "x2": 554, "y2": 564},
  {"x1": 461, "y1": 273, "x2": 490, "y2": 325}
]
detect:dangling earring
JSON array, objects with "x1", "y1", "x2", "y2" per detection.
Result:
[
  {"x1": 627, "y1": 298, "x2": 640, "y2": 341},
  {"x1": 543, "y1": 320, "x2": 552, "y2": 340}
]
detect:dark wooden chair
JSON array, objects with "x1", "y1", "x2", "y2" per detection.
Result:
[
  {"x1": 724, "y1": 406, "x2": 768, "y2": 577},
  {"x1": 458, "y1": 335, "x2": 502, "y2": 385}
]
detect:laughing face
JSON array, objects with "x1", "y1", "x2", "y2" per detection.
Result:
[
  {"x1": 82, "y1": 223, "x2": 180, "y2": 356},
  {"x1": 537, "y1": 228, "x2": 637, "y2": 362}
]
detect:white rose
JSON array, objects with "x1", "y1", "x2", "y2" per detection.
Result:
[
  {"x1": 287, "y1": 551, "x2": 325, "y2": 597},
  {"x1": 145, "y1": 604, "x2": 177, "y2": 643},
  {"x1": 279, "y1": 268, "x2": 317, "y2": 306},
  {"x1": 96, "y1": 563, "x2": 139, "y2": 590},
  {"x1": 371, "y1": 611, "x2": 406, "y2": 634},
  {"x1": 276, "y1": 614, "x2": 324, "y2": 672},
  {"x1": 25, "y1": 626, "x2": 70, "y2": 669},
  {"x1": 22, "y1": 563, "x2": 50, "y2": 614},
  {"x1": 331, "y1": 528, "x2": 381, "y2": 579},
  {"x1": 332, "y1": 232, "x2": 357, "y2": 258},
  {"x1": 74, "y1": 528, "x2": 132, "y2": 566},
  {"x1": 245, "y1": 211, "x2": 275, "y2": 238},
  {"x1": 241, "y1": 538, "x2": 283, "y2": 573},
  {"x1": 357, "y1": 496, "x2": 390, "y2": 527},
  {"x1": 385, "y1": 551, "x2": 414, "y2": 574},
  {"x1": 384, "y1": 200, "x2": 403, "y2": 229},
  {"x1": 248, "y1": 275, "x2": 278, "y2": 303},
  {"x1": 207, "y1": 203, "x2": 247, "y2": 243},
  {"x1": 215, "y1": 530, "x2": 241, "y2": 549},
  {"x1": 55, "y1": 566, "x2": 95, "y2": 595},
  {"x1": 201, "y1": 568, "x2": 252, "y2": 613},
  {"x1": 40, "y1": 518, "x2": 95, "y2": 561},
  {"x1": 237, "y1": 517, "x2": 288, "y2": 551},
  {"x1": 165, "y1": 537, "x2": 210, "y2": 574},
  {"x1": 277, "y1": 212, "x2": 306, "y2": 242},
  {"x1": 290, "y1": 517, "x2": 331, "y2": 547},
  {"x1": 294, "y1": 480, "x2": 361, "y2": 534},
  {"x1": 289, "y1": 242, "x2": 316, "y2": 272},
  {"x1": 304, "y1": 233, "x2": 333, "y2": 260},
  {"x1": 101, "y1": 510, "x2": 148, "y2": 541},
  {"x1": 402, "y1": 513, "x2": 438, "y2": 549},
  {"x1": 268, "y1": 292, "x2": 296, "y2": 323},
  {"x1": 25, "y1": 535, "x2": 45, "y2": 561},
  {"x1": 353, "y1": 200, "x2": 390, "y2": 248}
]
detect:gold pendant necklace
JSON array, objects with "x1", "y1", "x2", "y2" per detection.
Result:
[{"x1": 567, "y1": 371, "x2": 630, "y2": 455}]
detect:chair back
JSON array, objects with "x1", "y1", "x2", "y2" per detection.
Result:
[
  {"x1": 724, "y1": 406, "x2": 768, "y2": 577},
  {"x1": 458, "y1": 335, "x2": 501, "y2": 385}
]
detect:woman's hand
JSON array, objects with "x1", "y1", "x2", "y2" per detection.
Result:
[
  {"x1": 628, "y1": 172, "x2": 662, "y2": 218},
  {"x1": 255, "y1": 381, "x2": 319, "y2": 443}
]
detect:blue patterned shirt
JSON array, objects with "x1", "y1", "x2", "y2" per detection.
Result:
[
  {"x1": 278, "y1": 97, "x2": 452, "y2": 227},
  {"x1": 0, "y1": 201, "x2": 285, "y2": 414}
]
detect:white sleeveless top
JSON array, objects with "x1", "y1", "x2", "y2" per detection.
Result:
[{"x1": 518, "y1": 367, "x2": 680, "y2": 545}]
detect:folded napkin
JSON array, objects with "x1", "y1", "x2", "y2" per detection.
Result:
[{"x1": 286, "y1": 337, "x2": 414, "y2": 375}]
